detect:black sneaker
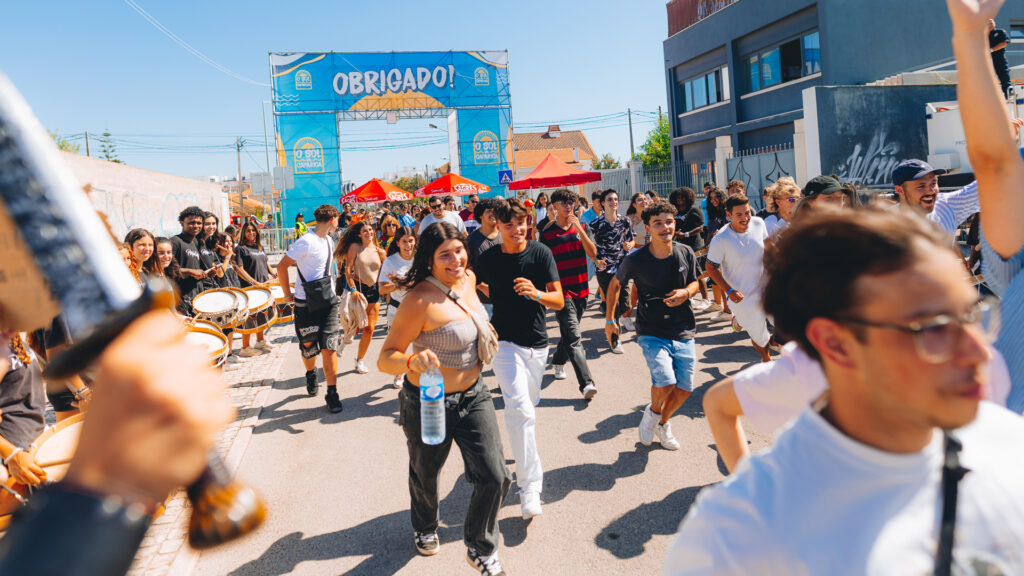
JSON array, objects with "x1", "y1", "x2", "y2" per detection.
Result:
[
  {"x1": 466, "y1": 547, "x2": 505, "y2": 575},
  {"x1": 325, "y1": 388, "x2": 343, "y2": 413},
  {"x1": 305, "y1": 369, "x2": 318, "y2": 396},
  {"x1": 413, "y1": 531, "x2": 439, "y2": 556}
]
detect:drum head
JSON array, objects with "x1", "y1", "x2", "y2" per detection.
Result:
[
  {"x1": 193, "y1": 290, "x2": 236, "y2": 314},
  {"x1": 185, "y1": 327, "x2": 229, "y2": 354},
  {"x1": 244, "y1": 288, "x2": 272, "y2": 311},
  {"x1": 228, "y1": 288, "x2": 249, "y2": 310},
  {"x1": 190, "y1": 319, "x2": 221, "y2": 333},
  {"x1": 270, "y1": 285, "x2": 285, "y2": 299}
]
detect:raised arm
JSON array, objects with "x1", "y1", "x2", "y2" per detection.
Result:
[{"x1": 948, "y1": 0, "x2": 1024, "y2": 257}]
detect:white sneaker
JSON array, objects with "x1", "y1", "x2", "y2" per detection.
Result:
[
  {"x1": 355, "y1": 359, "x2": 369, "y2": 374},
  {"x1": 656, "y1": 421, "x2": 681, "y2": 450},
  {"x1": 582, "y1": 383, "x2": 597, "y2": 400},
  {"x1": 520, "y1": 491, "x2": 542, "y2": 519},
  {"x1": 711, "y1": 311, "x2": 732, "y2": 322},
  {"x1": 705, "y1": 302, "x2": 723, "y2": 312},
  {"x1": 692, "y1": 299, "x2": 712, "y2": 311},
  {"x1": 238, "y1": 347, "x2": 261, "y2": 358},
  {"x1": 621, "y1": 316, "x2": 635, "y2": 331},
  {"x1": 225, "y1": 353, "x2": 243, "y2": 364},
  {"x1": 553, "y1": 365, "x2": 568, "y2": 380},
  {"x1": 254, "y1": 340, "x2": 273, "y2": 351},
  {"x1": 467, "y1": 548, "x2": 505, "y2": 576},
  {"x1": 611, "y1": 342, "x2": 625, "y2": 354},
  {"x1": 393, "y1": 374, "x2": 404, "y2": 389},
  {"x1": 639, "y1": 404, "x2": 657, "y2": 446}
]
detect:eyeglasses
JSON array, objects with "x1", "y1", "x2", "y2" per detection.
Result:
[
  {"x1": 783, "y1": 197, "x2": 800, "y2": 204},
  {"x1": 429, "y1": 203, "x2": 442, "y2": 209},
  {"x1": 384, "y1": 223, "x2": 397, "y2": 227},
  {"x1": 836, "y1": 298, "x2": 999, "y2": 363}
]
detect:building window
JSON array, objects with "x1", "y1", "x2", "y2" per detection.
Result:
[
  {"x1": 693, "y1": 76, "x2": 708, "y2": 108},
  {"x1": 708, "y1": 70, "x2": 719, "y2": 104},
  {"x1": 743, "y1": 30, "x2": 821, "y2": 95},
  {"x1": 677, "y1": 64, "x2": 730, "y2": 114},
  {"x1": 1011, "y1": 22, "x2": 1024, "y2": 41}
]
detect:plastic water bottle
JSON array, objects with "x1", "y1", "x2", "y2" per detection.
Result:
[{"x1": 419, "y1": 368, "x2": 446, "y2": 445}]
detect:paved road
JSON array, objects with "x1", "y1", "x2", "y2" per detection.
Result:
[{"x1": 193, "y1": 289, "x2": 771, "y2": 575}]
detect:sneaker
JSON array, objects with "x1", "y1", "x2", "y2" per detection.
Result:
[
  {"x1": 582, "y1": 383, "x2": 597, "y2": 400},
  {"x1": 705, "y1": 302, "x2": 723, "y2": 312},
  {"x1": 639, "y1": 404, "x2": 657, "y2": 446},
  {"x1": 393, "y1": 374, "x2": 404, "y2": 389},
  {"x1": 520, "y1": 490, "x2": 542, "y2": 519},
  {"x1": 692, "y1": 299, "x2": 712, "y2": 311},
  {"x1": 611, "y1": 342, "x2": 625, "y2": 354},
  {"x1": 222, "y1": 362, "x2": 241, "y2": 372},
  {"x1": 254, "y1": 340, "x2": 273, "y2": 351},
  {"x1": 621, "y1": 316, "x2": 635, "y2": 331},
  {"x1": 325, "y1": 388, "x2": 343, "y2": 413},
  {"x1": 305, "y1": 369, "x2": 319, "y2": 396},
  {"x1": 355, "y1": 359, "x2": 369, "y2": 374},
  {"x1": 731, "y1": 318, "x2": 743, "y2": 333},
  {"x1": 225, "y1": 353, "x2": 242, "y2": 364},
  {"x1": 656, "y1": 421, "x2": 681, "y2": 450},
  {"x1": 711, "y1": 311, "x2": 732, "y2": 322},
  {"x1": 238, "y1": 347, "x2": 260, "y2": 358},
  {"x1": 414, "y1": 531, "x2": 439, "y2": 556},
  {"x1": 552, "y1": 365, "x2": 568, "y2": 380},
  {"x1": 466, "y1": 548, "x2": 505, "y2": 576}
]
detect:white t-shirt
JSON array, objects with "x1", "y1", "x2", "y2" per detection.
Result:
[
  {"x1": 763, "y1": 214, "x2": 788, "y2": 238},
  {"x1": 417, "y1": 211, "x2": 467, "y2": 235},
  {"x1": 734, "y1": 342, "x2": 1013, "y2": 436},
  {"x1": 706, "y1": 217, "x2": 768, "y2": 295},
  {"x1": 662, "y1": 402, "x2": 1024, "y2": 575},
  {"x1": 379, "y1": 253, "x2": 413, "y2": 304},
  {"x1": 285, "y1": 232, "x2": 334, "y2": 300}
]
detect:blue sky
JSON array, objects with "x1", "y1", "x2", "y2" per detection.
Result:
[{"x1": 1, "y1": 1, "x2": 667, "y2": 184}]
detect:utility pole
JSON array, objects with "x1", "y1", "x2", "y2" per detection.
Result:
[
  {"x1": 236, "y1": 137, "x2": 244, "y2": 221},
  {"x1": 84, "y1": 131, "x2": 90, "y2": 157},
  {"x1": 627, "y1": 108, "x2": 635, "y2": 159},
  {"x1": 658, "y1": 106, "x2": 663, "y2": 122}
]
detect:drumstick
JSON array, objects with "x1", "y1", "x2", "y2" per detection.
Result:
[{"x1": 0, "y1": 72, "x2": 265, "y2": 549}]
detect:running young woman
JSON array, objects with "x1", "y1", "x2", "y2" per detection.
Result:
[
  {"x1": 704, "y1": 187, "x2": 732, "y2": 320},
  {"x1": 339, "y1": 220, "x2": 386, "y2": 374},
  {"x1": 764, "y1": 177, "x2": 803, "y2": 239},
  {"x1": 379, "y1": 225, "x2": 416, "y2": 388},
  {"x1": 377, "y1": 222, "x2": 511, "y2": 576},
  {"x1": 235, "y1": 221, "x2": 277, "y2": 356}
]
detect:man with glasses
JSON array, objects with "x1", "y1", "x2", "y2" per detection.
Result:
[
  {"x1": 590, "y1": 188, "x2": 635, "y2": 353},
  {"x1": 662, "y1": 208, "x2": 1024, "y2": 574},
  {"x1": 415, "y1": 196, "x2": 466, "y2": 236},
  {"x1": 461, "y1": 195, "x2": 481, "y2": 234}
]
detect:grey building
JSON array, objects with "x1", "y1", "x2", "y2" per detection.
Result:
[{"x1": 664, "y1": 0, "x2": 1024, "y2": 193}]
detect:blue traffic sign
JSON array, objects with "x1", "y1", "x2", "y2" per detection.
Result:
[{"x1": 498, "y1": 169, "x2": 513, "y2": 185}]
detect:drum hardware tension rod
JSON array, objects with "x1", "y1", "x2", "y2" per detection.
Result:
[{"x1": 0, "y1": 484, "x2": 27, "y2": 505}]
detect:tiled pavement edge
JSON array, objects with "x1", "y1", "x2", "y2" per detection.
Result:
[{"x1": 126, "y1": 322, "x2": 297, "y2": 576}]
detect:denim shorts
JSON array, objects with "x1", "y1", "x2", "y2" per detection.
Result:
[{"x1": 636, "y1": 335, "x2": 697, "y2": 391}]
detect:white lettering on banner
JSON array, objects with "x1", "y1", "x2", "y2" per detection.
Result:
[{"x1": 332, "y1": 66, "x2": 461, "y2": 97}]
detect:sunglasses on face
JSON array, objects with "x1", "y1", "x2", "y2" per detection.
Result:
[{"x1": 430, "y1": 204, "x2": 442, "y2": 209}]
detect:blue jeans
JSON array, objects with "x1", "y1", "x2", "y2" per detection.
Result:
[{"x1": 637, "y1": 336, "x2": 697, "y2": 391}]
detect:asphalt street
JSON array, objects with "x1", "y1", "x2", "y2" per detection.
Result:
[{"x1": 193, "y1": 287, "x2": 771, "y2": 576}]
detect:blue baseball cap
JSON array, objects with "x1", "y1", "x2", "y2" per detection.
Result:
[{"x1": 891, "y1": 159, "x2": 946, "y2": 187}]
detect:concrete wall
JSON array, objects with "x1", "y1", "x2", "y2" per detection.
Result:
[{"x1": 60, "y1": 152, "x2": 228, "y2": 240}]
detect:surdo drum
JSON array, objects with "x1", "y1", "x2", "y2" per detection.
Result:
[
  {"x1": 269, "y1": 284, "x2": 294, "y2": 324},
  {"x1": 184, "y1": 324, "x2": 230, "y2": 368},
  {"x1": 192, "y1": 288, "x2": 244, "y2": 329},
  {"x1": 237, "y1": 287, "x2": 276, "y2": 335}
]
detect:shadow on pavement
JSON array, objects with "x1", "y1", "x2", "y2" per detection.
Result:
[
  {"x1": 252, "y1": 380, "x2": 399, "y2": 435},
  {"x1": 578, "y1": 405, "x2": 645, "y2": 444},
  {"x1": 595, "y1": 483, "x2": 710, "y2": 560}
]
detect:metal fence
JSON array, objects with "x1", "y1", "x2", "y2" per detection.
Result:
[
  {"x1": 259, "y1": 228, "x2": 291, "y2": 255},
  {"x1": 581, "y1": 167, "x2": 630, "y2": 201}
]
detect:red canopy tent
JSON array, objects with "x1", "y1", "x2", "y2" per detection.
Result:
[
  {"x1": 414, "y1": 173, "x2": 491, "y2": 197},
  {"x1": 507, "y1": 153, "x2": 601, "y2": 190},
  {"x1": 340, "y1": 178, "x2": 413, "y2": 204}
]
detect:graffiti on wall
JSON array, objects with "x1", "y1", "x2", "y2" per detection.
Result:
[
  {"x1": 88, "y1": 185, "x2": 218, "y2": 239},
  {"x1": 834, "y1": 129, "x2": 902, "y2": 186}
]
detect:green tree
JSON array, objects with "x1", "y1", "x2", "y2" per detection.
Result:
[
  {"x1": 592, "y1": 153, "x2": 620, "y2": 170},
  {"x1": 637, "y1": 116, "x2": 671, "y2": 167},
  {"x1": 99, "y1": 130, "x2": 124, "y2": 164},
  {"x1": 393, "y1": 174, "x2": 428, "y2": 193},
  {"x1": 48, "y1": 130, "x2": 80, "y2": 154}
]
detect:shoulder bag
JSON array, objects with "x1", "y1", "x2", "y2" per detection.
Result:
[
  {"x1": 425, "y1": 276, "x2": 498, "y2": 364},
  {"x1": 296, "y1": 236, "x2": 339, "y2": 312}
]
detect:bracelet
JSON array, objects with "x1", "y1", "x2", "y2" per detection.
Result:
[
  {"x1": 606, "y1": 319, "x2": 615, "y2": 325},
  {"x1": 406, "y1": 355, "x2": 414, "y2": 371},
  {"x1": 531, "y1": 292, "x2": 541, "y2": 302},
  {"x1": 725, "y1": 289, "x2": 735, "y2": 298},
  {"x1": 72, "y1": 387, "x2": 89, "y2": 402},
  {"x1": 3, "y1": 447, "x2": 22, "y2": 466}
]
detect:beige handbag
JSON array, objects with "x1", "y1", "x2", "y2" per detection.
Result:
[{"x1": 425, "y1": 276, "x2": 498, "y2": 364}]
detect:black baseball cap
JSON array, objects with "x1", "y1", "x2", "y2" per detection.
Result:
[
  {"x1": 891, "y1": 159, "x2": 946, "y2": 187},
  {"x1": 296, "y1": 213, "x2": 304, "y2": 218},
  {"x1": 802, "y1": 175, "x2": 843, "y2": 197}
]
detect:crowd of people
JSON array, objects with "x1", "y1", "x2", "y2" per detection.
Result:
[{"x1": 1, "y1": 1, "x2": 1023, "y2": 574}]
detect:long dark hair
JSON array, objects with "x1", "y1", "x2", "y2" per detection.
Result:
[
  {"x1": 707, "y1": 187, "x2": 728, "y2": 220},
  {"x1": 150, "y1": 237, "x2": 181, "y2": 279},
  {"x1": 338, "y1": 219, "x2": 371, "y2": 259},
  {"x1": 239, "y1": 221, "x2": 262, "y2": 251},
  {"x1": 202, "y1": 212, "x2": 220, "y2": 250},
  {"x1": 387, "y1": 225, "x2": 416, "y2": 257},
  {"x1": 399, "y1": 222, "x2": 467, "y2": 289}
]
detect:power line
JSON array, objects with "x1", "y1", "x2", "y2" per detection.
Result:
[{"x1": 122, "y1": 0, "x2": 270, "y2": 87}]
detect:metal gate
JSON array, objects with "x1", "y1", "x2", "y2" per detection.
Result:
[{"x1": 724, "y1": 145, "x2": 796, "y2": 212}]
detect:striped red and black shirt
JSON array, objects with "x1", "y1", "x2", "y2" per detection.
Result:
[{"x1": 539, "y1": 219, "x2": 591, "y2": 299}]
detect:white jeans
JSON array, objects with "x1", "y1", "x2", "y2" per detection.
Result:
[{"x1": 492, "y1": 340, "x2": 548, "y2": 495}]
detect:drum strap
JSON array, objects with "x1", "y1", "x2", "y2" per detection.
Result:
[{"x1": 933, "y1": 431, "x2": 969, "y2": 576}]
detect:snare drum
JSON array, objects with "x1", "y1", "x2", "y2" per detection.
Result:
[
  {"x1": 192, "y1": 288, "x2": 242, "y2": 329},
  {"x1": 269, "y1": 284, "x2": 294, "y2": 324},
  {"x1": 227, "y1": 288, "x2": 249, "y2": 328},
  {"x1": 0, "y1": 414, "x2": 84, "y2": 530},
  {"x1": 237, "y1": 287, "x2": 277, "y2": 335},
  {"x1": 185, "y1": 324, "x2": 230, "y2": 368}
]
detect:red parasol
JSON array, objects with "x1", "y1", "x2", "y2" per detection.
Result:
[
  {"x1": 414, "y1": 173, "x2": 491, "y2": 197},
  {"x1": 340, "y1": 178, "x2": 413, "y2": 204},
  {"x1": 507, "y1": 153, "x2": 601, "y2": 190}
]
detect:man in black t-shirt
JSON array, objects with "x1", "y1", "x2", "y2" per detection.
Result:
[
  {"x1": 475, "y1": 197, "x2": 563, "y2": 520},
  {"x1": 466, "y1": 198, "x2": 503, "y2": 315},
  {"x1": 170, "y1": 206, "x2": 212, "y2": 314},
  {"x1": 989, "y1": 19, "x2": 1011, "y2": 96},
  {"x1": 606, "y1": 201, "x2": 700, "y2": 451}
]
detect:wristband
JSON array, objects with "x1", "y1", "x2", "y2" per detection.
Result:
[
  {"x1": 3, "y1": 447, "x2": 22, "y2": 467},
  {"x1": 725, "y1": 289, "x2": 735, "y2": 298},
  {"x1": 406, "y1": 355, "x2": 414, "y2": 372},
  {"x1": 531, "y1": 292, "x2": 541, "y2": 302},
  {"x1": 606, "y1": 319, "x2": 615, "y2": 325}
]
